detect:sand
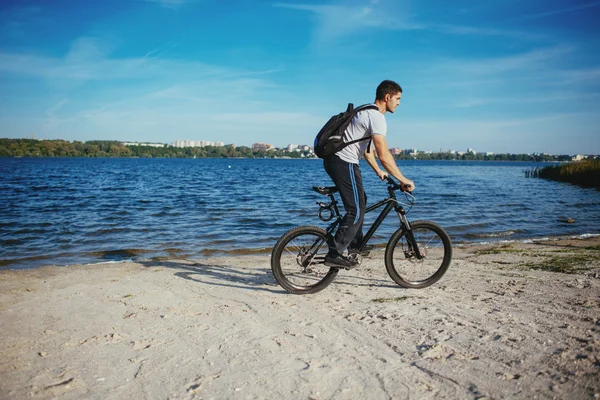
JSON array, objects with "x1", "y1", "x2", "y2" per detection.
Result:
[{"x1": 1, "y1": 237, "x2": 599, "y2": 400}]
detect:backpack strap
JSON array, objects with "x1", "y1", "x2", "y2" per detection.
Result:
[
  {"x1": 355, "y1": 103, "x2": 379, "y2": 112},
  {"x1": 347, "y1": 104, "x2": 379, "y2": 153}
]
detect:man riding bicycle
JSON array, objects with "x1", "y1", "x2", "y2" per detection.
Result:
[{"x1": 323, "y1": 80, "x2": 415, "y2": 269}]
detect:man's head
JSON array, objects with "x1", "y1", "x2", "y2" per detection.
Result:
[{"x1": 375, "y1": 80, "x2": 402, "y2": 113}]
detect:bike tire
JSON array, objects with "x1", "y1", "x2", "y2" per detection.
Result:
[
  {"x1": 384, "y1": 220, "x2": 452, "y2": 289},
  {"x1": 271, "y1": 226, "x2": 339, "y2": 294}
]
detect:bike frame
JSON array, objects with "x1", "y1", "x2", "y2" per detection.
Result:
[{"x1": 320, "y1": 184, "x2": 422, "y2": 259}]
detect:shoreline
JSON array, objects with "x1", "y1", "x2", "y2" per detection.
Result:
[
  {"x1": 0, "y1": 155, "x2": 568, "y2": 162},
  {"x1": 1, "y1": 237, "x2": 599, "y2": 399},
  {"x1": 2, "y1": 232, "x2": 599, "y2": 271}
]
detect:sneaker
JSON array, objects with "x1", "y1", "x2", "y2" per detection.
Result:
[
  {"x1": 348, "y1": 244, "x2": 376, "y2": 256},
  {"x1": 324, "y1": 254, "x2": 359, "y2": 269}
]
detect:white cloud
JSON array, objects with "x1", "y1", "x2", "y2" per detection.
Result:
[
  {"x1": 0, "y1": 37, "x2": 250, "y2": 83},
  {"x1": 435, "y1": 24, "x2": 546, "y2": 40},
  {"x1": 65, "y1": 37, "x2": 116, "y2": 62},
  {"x1": 508, "y1": 1, "x2": 600, "y2": 21},
  {"x1": 134, "y1": 0, "x2": 195, "y2": 9},
  {"x1": 453, "y1": 92, "x2": 600, "y2": 108},
  {"x1": 29, "y1": 105, "x2": 322, "y2": 146},
  {"x1": 0, "y1": 35, "x2": 293, "y2": 144},
  {"x1": 45, "y1": 99, "x2": 69, "y2": 118},
  {"x1": 274, "y1": 0, "x2": 548, "y2": 47},
  {"x1": 558, "y1": 67, "x2": 600, "y2": 84},
  {"x1": 393, "y1": 112, "x2": 600, "y2": 154},
  {"x1": 441, "y1": 46, "x2": 573, "y2": 76},
  {"x1": 274, "y1": 0, "x2": 422, "y2": 46},
  {"x1": 404, "y1": 45, "x2": 585, "y2": 98}
]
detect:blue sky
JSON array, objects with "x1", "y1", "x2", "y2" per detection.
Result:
[{"x1": 1, "y1": 0, "x2": 599, "y2": 154}]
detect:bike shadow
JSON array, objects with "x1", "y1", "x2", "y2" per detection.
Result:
[
  {"x1": 139, "y1": 259, "x2": 285, "y2": 294},
  {"x1": 138, "y1": 259, "x2": 401, "y2": 294},
  {"x1": 331, "y1": 274, "x2": 402, "y2": 290}
]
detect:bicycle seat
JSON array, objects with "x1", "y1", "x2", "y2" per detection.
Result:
[{"x1": 312, "y1": 186, "x2": 339, "y2": 195}]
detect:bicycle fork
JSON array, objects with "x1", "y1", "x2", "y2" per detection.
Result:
[{"x1": 396, "y1": 207, "x2": 424, "y2": 260}]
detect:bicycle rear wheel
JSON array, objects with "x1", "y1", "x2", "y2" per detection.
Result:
[
  {"x1": 271, "y1": 226, "x2": 338, "y2": 294},
  {"x1": 385, "y1": 220, "x2": 452, "y2": 289}
]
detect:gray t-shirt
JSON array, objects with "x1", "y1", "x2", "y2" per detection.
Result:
[{"x1": 336, "y1": 106, "x2": 387, "y2": 164}]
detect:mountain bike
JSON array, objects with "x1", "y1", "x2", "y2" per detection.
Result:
[{"x1": 271, "y1": 177, "x2": 452, "y2": 294}]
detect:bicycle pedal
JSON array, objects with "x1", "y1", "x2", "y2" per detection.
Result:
[{"x1": 349, "y1": 253, "x2": 363, "y2": 265}]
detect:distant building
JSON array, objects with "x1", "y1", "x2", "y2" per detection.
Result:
[
  {"x1": 252, "y1": 143, "x2": 274, "y2": 152},
  {"x1": 171, "y1": 140, "x2": 224, "y2": 148},
  {"x1": 390, "y1": 148, "x2": 402, "y2": 155},
  {"x1": 122, "y1": 142, "x2": 165, "y2": 148},
  {"x1": 572, "y1": 154, "x2": 587, "y2": 161},
  {"x1": 285, "y1": 144, "x2": 314, "y2": 152}
]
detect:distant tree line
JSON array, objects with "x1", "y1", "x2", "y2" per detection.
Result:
[
  {"x1": 393, "y1": 152, "x2": 572, "y2": 162},
  {"x1": 0, "y1": 138, "x2": 577, "y2": 162},
  {"x1": 0, "y1": 139, "x2": 312, "y2": 159}
]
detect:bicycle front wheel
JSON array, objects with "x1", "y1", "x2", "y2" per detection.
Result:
[
  {"x1": 385, "y1": 220, "x2": 452, "y2": 289},
  {"x1": 271, "y1": 226, "x2": 338, "y2": 294}
]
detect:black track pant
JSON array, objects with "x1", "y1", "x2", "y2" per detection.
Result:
[{"x1": 323, "y1": 156, "x2": 366, "y2": 255}]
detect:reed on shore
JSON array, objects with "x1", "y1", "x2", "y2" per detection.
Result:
[{"x1": 527, "y1": 159, "x2": 600, "y2": 189}]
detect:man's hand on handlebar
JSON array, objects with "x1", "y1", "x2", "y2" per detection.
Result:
[
  {"x1": 376, "y1": 169, "x2": 388, "y2": 181},
  {"x1": 402, "y1": 180, "x2": 415, "y2": 192},
  {"x1": 385, "y1": 176, "x2": 415, "y2": 192}
]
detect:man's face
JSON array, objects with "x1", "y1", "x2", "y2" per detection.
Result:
[{"x1": 386, "y1": 92, "x2": 402, "y2": 113}]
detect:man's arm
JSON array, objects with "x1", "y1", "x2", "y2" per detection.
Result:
[
  {"x1": 372, "y1": 134, "x2": 415, "y2": 191},
  {"x1": 364, "y1": 144, "x2": 388, "y2": 181}
]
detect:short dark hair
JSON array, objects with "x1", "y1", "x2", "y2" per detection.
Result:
[{"x1": 376, "y1": 80, "x2": 402, "y2": 100}]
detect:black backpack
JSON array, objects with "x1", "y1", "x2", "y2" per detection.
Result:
[{"x1": 313, "y1": 103, "x2": 379, "y2": 159}]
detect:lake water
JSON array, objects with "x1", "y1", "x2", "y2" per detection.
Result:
[{"x1": 1, "y1": 157, "x2": 599, "y2": 270}]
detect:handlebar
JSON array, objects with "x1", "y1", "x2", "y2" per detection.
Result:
[
  {"x1": 385, "y1": 176, "x2": 406, "y2": 192},
  {"x1": 385, "y1": 176, "x2": 416, "y2": 205}
]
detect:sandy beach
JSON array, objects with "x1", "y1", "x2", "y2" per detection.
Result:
[{"x1": 1, "y1": 237, "x2": 599, "y2": 399}]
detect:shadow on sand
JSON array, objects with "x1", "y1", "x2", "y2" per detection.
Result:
[
  {"x1": 138, "y1": 258, "x2": 400, "y2": 294},
  {"x1": 140, "y1": 259, "x2": 283, "y2": 294}
]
